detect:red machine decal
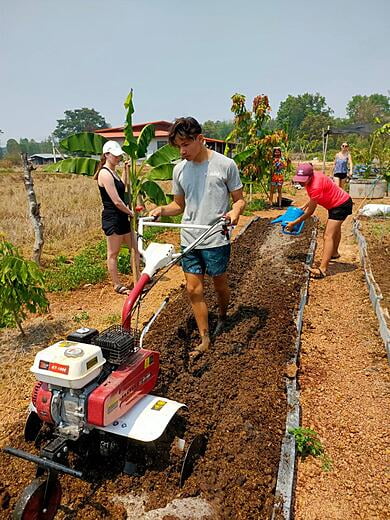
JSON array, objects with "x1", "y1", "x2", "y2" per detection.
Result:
[
  {"x1": 87, "y1": 349, "x2": 160, "y2": 427},
  {"x1": 49, "y1": 362, "x2": 69, "y2": 375},
  {"x1": 38, "y1": 360, "x2": 69, "y2": 375}
]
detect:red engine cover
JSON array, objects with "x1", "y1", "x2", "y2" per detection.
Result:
[
  {"x1": 87, "y1": 349, "x2": 159, "y2": 427},
  {"x1": 32, "y1": 382, "x2": 54, "y2": 424}
]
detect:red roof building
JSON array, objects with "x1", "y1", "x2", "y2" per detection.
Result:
[{"x1": 95, "y1": 120, "x2": 228, "y2": 156}]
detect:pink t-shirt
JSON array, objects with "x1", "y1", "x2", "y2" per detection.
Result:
[{"x1": 306, "y1": 172, "x2": 350, "y2": 209}]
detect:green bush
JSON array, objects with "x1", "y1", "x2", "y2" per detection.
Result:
[
  {"x1": 243, "y1": 199, "x2": 268, "y2": 214},
  {"x1": 0, "y1": 238, "x2": 49, "y2": 333}
]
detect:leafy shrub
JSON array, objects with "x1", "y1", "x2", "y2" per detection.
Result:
[
  {"x1": 243, "y1": 199, "x2": 268, "y2": 214},
  {"x1": 0, "y1": 238, "x2": 49, "y2": 333}
]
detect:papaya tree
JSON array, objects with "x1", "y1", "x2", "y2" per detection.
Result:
[
  {"x1": 225, "y1": 93, "x2": 289, "y2": 200},
  {"x1": 0, "y1": 238, "x2": 49, "y2": 335}
]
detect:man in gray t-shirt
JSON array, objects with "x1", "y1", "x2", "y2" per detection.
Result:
[{"x1": 150, "y1": 117, "x2": 245, "y2": 358}]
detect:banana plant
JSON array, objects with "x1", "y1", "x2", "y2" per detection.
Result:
[
  {"x1": 45, "y1": 132, "x2": 107, "y2": 175},
  {"x1": 44, "y1": 91, "x2": 180, "y2": 284},
  {"x1": 121, "y1": 90, "x2": 180, "y2": 281},
  {"x1": 122, "y1": 89, "x2": 179, "y2": 211}
]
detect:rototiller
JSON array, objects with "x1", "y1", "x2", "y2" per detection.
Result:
[{"x1": 4, "y1": 216, "x2": 232, "y2": 520}]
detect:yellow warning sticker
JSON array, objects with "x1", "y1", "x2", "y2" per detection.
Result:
[
  {"x1": 57, "y1": 340, "x2": 76, "y2": 348},
  {"x1": 144, "y1": 355, "x2": 154, "y2": 369},
  {"x1": 152, "y1": 400, "x2": 167, "y2": 411}
]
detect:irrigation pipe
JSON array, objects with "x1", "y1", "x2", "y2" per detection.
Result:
[
  {"x1": 272, "y1": 219, "x2": 318, "y2": 520},
  {"x1": 353, "y1": 219, "x2": 390, "y2": 362}
]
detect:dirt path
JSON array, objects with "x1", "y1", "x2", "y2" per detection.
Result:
[{"x1": 293, "y1": 191, "x2": 390, "y2": 520}]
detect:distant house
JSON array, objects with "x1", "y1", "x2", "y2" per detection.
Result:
[
  {"x1": 95, "y1": 120, "x2": 229, "y2": 157},
  {"x1": 29, "y1": 153, "x2": 62, "y2": 166}
]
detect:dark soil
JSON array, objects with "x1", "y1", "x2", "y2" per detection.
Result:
[
  {"x1": 360, "y1": 218, "x2": 390, "y2": 311},
  {"x1": 0, "y1": 218, "x2": 314, "y2": 519}
]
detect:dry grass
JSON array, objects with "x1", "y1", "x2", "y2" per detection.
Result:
[{"x1": 0, "y1": 169, "x2": 102, "y2": 259}]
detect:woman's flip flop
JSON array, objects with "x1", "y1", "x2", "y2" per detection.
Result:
[
  {"x1": 308, "y1": 267, "x2": 327, "y2": 279},
  {"x1": 114, "y1": 284, "x2": 130, "y2": 295}
]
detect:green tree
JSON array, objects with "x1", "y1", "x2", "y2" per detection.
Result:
[
  {"x1": 298, "y1": 113, "x2": 334, "y2": 153},
  {"x1": 6, "y1": 138, "x2": 21, "y2": 156},
  {"x1": 346, "y1": 94, "x2": 390, "y2": 123},
  {"x1": 202, "y1": 120, "x2": 234, "y2": 140},
  {"x1": 276, "y1": 93, "x2": 333, "y2": 136},
  {"x1": 53, "y1": 108, "x2": 109, "y2": 140},
  {"x1": 0, "y1": 238, "x2": 49, "y2": 334}
]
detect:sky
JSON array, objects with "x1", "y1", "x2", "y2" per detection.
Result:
[{"x1": 0, "y1": 0, "x2": 389, "y2": 144}]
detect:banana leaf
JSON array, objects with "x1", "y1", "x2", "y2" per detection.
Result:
[
  {"x1": 137, "y1": 124, "x2": 155, "y2": 159},
  {"x1": 44, "y1": 157, "x2": 99, "y2": 176},
  {"x1": 148, "y1": 162, "x2": 175, "y2": 180},
  {"x1": 123, "y1": 90, "x2": 138, "y2": 158},
  {"x1": 140, "y1": 180, "x2": 168, "y2": 206},
  {"x1": 59, "y1": 132, "x2": 107, "y2": 154},
  {"x1": 146, "y1": 144, "x2": 180, "y2": 168},
  {"x1": 233, "y1": 147, "x2": 256, "y2": 164}
]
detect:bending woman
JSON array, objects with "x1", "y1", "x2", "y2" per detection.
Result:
[
  {"x1": 94, "y1": 140, "x2": 140, "y2": 295},
  {"x1": 285, "y1": 163, "x2": 353, "y2": 278}
]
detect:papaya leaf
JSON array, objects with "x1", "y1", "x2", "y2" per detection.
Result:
[
  {"x1": 44, "y1": 157, "x2": 99, "y2": 176},
  {"x1": 146, "y1": 144, "x2": 180, "y2": 168},
  {"x1": 137, "y1": 124, "x2": 155, "y2": 159},
  {"x1": 59, "y1": 132, "x2": 107, "y2": 154}
]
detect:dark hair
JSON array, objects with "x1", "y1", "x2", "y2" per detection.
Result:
[
  {"x1": 93, "y1": 153, "x2": 107, "y2": 180},
  {"x1": 168, "y1": 117, "x2": 202, "y2": 146}
]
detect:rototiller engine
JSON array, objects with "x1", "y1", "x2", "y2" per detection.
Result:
[{"x1": 4, "y1": 216, "x2": 231, "y2": 520}]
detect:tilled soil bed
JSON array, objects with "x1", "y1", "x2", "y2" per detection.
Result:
[{"x1": 0, "y1": 218, "x2": 314, "y2": 519}]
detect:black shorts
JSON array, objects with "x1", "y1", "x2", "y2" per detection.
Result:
[
  {"x1": 328, "y1": 197, "x2": 353, "y2": 221},
  {"x1": 102, "y1": 211, "x2": 130, "y2": 236},
  {"x1": 334, "y1": 172, "x2": 348, "y2": 180}
]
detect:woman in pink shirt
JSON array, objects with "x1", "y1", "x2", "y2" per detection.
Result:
[{"x1": 285, "y1": 163, "x2": 353, "y2": 278}]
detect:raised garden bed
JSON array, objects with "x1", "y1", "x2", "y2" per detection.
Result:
[
  {"x1": 353, "y1": 217, "x2": 390, "y2": 360},
  {"x1": 0, "y1": 218, "x2": 315, "y2": 519}
]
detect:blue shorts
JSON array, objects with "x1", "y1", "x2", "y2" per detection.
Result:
[{"x1": 181, "y1": 244, "x2": 231, "y2": 276}]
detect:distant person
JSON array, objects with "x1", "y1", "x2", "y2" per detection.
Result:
[
  {"x1": 333, "y1": 142, "x2": 353, "y2": 190},
  {"x1": 285, "y1": 163, "x2": 353, "y2": 278},
  {"x1": 269, "y1": 147, "x2": 286, "y2": 208},
  {"x1": 94, "y1": 141, "x2": 140, "y2": 295},
  {"x1": 150, "y1": 117, "x2": 245, "y2": 358}
]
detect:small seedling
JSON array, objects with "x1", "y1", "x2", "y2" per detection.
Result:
[
  {"x1": 289, "y1": 426, "x2": 332, "y2": 471},
  {"x1": 72, "y1": 311, "x2": 90, "y2": 323},
  {"x1": 105, "y1": 313, "x2": 121, "y2": 325}
]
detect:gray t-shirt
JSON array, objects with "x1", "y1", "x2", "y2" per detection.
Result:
[{"x1": 172, "y1": 151, "x2": 243, "y2": 248}]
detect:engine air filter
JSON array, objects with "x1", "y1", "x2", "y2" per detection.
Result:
[{"x1": 93, "y1": 325, "x2": 139, "y2": 365}]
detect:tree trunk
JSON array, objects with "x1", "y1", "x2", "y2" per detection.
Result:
[{"x1": 21, "y1": 153, "x2": 44, "y2": 265}]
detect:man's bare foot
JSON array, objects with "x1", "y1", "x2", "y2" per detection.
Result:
[{"x1": 189, "y1": 333, "x2": 210, "y2": 360}]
